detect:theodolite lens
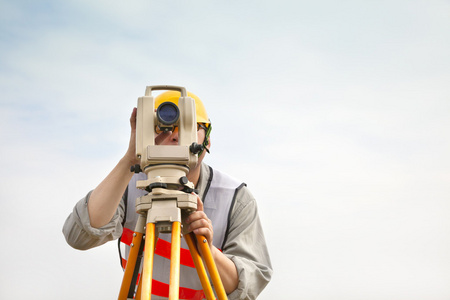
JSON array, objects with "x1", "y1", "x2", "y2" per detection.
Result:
[{"x1": 157, "y1": 102, "x2": 180, "y2": 125}]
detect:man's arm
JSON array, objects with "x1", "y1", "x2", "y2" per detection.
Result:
[
  {"x1": 62, "y1": 193, "x2": 126, "y2": 250},
  {"x1": 222, "y1": 187, "x2": 273, "y2": 300},
  {"x1": 88, "y1": 108, "x2": 138, "y2": 228},
  {"x1": 63, "y1": 108, "x2": 138, "y2": 249}
]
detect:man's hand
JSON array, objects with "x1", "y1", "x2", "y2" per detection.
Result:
[
  {"x1": 124, "y1": 107, "x2": 139, "y2": 167},
  {"x1": 183, "y1": 193, "x2": 239, "y2": 294},
  {"x1": 184, "y1": 193, "x2": 214, "y2": 248}
]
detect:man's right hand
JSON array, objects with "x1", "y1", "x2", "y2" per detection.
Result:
[{"x1": 124, "y1": 107, "x2": 139, "y2": 167}]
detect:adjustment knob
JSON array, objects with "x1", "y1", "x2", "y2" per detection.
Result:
[
  {"x1": 190, "y1": 142, "x2": 204, "y2": 154},
  {"x1": 130, "y1": 164, "x2": 142, "y2": 173},
  {"x1": 179, "y1": 176, "x2": 189, "y2": 185}
]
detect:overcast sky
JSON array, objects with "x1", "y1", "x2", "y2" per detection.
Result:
[{"x1": 1, "y1": 0, "x2": 450, "y2": 299}]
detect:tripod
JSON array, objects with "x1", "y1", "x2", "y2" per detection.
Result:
[{"x1": 117, "y1": 167, "x2": 227, "y2": 300}]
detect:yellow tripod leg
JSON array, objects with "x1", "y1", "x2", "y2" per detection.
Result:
[
  {"x1": 135, "y1": 277, "x2": 142, "y2": 300},
  {"x1": 141, "y1": 223, "x2": 156, "y2": 300},
  {"x1": 169, "y1": 221, "x2": 181, "y2": 300},
  {"x1": 185, "y1": 233, "x2": 215, "y2": 300},
  {"x1": 118, "y1": 231, "x2": 144, "y2": 300},
  {"x1": 196, "y1": 235, "x2": 228, "y2": 300}
]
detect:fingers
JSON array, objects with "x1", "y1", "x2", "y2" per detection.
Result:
[
  {"x1": 185, "y1": 211, "x2": 213, "y2": 245},
  {"x1": 130, "y1": 107, "x2": 137, "y2": 130},
  {"x1": 125, "y1": 108, "x2": 139, "y2": 166},
  {"x1": 186, "y1": 194, "x2": 207, "y2": 234},
  {"x1": 185, "y1": 210, "x2": 211, "y2": 231},
  {"x1": 196, "y1": 193, "x2": 204, "y2": 212},
  {"x1": 184, "y1": 195, "x2": 213, "y2": 246}
]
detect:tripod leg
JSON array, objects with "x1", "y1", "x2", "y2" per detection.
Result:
[
  {"x1": 119, "y1": 214, "x2": 146, "y2": 300},
  {"x1": 169, "y1": 221, "x2": 181, "y2": 300},
  {"x1": 118, "y1": 231, "x2": 144, "y2": 300},
  {"x1": 185, "y1": 233, "x2": 215, "y2": 300},
  {"x1": 135, "y1": 277, "x2": 142, "y2": 300},
  {"x1": 140, "y1": 222, "x2": 156, "y2": 300},
  {"x1": 196, "y1": 234, "x2": 228, "y2": 300}
]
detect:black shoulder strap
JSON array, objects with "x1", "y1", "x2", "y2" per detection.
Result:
[
  {"x1": 221, "y1": 183, "x2": 247, "y2": 250},
  {"x1": 202, "y1": 166, "x2": 214, "y2": 205}
]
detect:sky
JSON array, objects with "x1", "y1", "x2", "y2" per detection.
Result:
[{"x1": 1, "y1": 0, "x2": 450, "y2": 299}]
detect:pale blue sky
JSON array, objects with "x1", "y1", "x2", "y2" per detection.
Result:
[{"x1": 1, "y1": 1, "x2": 450, "y2": 299}]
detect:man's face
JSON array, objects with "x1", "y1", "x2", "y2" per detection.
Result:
[
  {"x1": 154, "y1": 125, "x2": 205, "y2": 146},
  {"x1": 155, "y1": 125, "x2": 209, "y2": 164}
]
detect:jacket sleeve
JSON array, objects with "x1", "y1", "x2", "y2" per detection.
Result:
[
  {"x1": 62, "y1": 191, "x2": 125, "y2": 250},
  {"x1": 223, "y1": 186, "x2": 273, "y2": 300}
]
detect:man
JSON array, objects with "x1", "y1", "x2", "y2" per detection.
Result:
[{"x1": 63, "y1": 89, "x2": 272, "y2": 299}]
